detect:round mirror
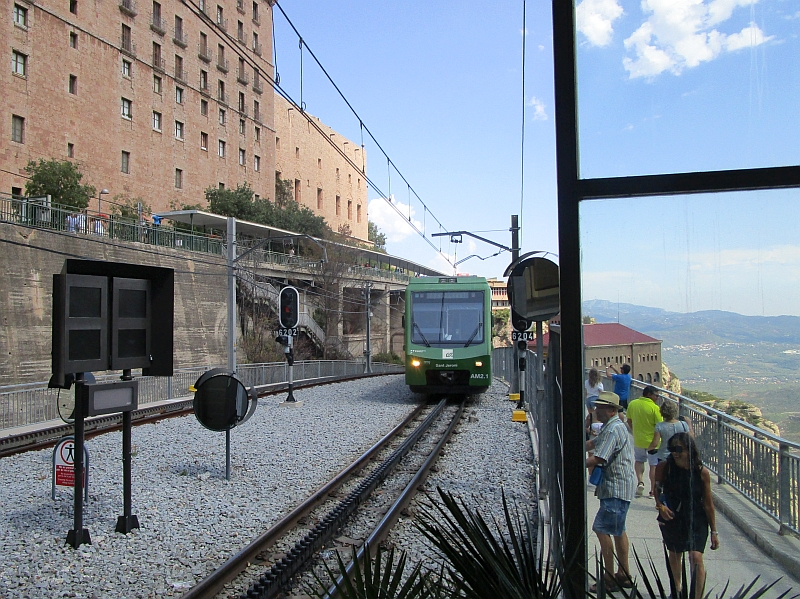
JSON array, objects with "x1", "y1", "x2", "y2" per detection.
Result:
[{"x1": 193, "y1": 371, "x2": 253, "y2": 432}]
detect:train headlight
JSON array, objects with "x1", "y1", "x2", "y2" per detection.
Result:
[
  {"x1": 411, "y1": 359, "x2": 421, "y2": 367},
  {"x1": 475, "y1": 361, "x2": 483, "y2": 367}
]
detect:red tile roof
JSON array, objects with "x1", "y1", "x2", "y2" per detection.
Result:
[{"x1": 527, "y1": 323, "x2": 660, "y2": 348}]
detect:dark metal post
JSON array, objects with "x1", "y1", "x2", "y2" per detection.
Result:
[
  {"x1": 364, "y1": 282, "x2": 372, "y2": 373},
  {"x1": 225, "y1": 429, "x2": 232, "y2": 481},
  {"x1": 552, "y1": 0, "x2": 586, "y2": 593},
  {"x1": 285, "y1": 335, "x2": 296, "y2": 402},
  {"x1": 716, "y1": 413, "x2": 725, "y2": 485},
  {"x1": 116, "y1": 369, "x2": 140, "y2": 533},
  {"x1": 778, "y1": 442, "x2": 791, "y2": 535},
  {"x1": 67, "y1": 373, "x2": 90, "y2": 548},
  {"x1": 510, "y1": 215, "x2": 521, "y2": 395}
]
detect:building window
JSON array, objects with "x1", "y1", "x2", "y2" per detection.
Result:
[
  {"x1": 295, "y1": 147, "x2": 299, "y2": 159},
  {"x1": 318, "y1": 158, "x2": 322, "y2": 169},
  {"x1": 252, "y1": 1, "x2": 258, "y2": 21},
  {"x1": 122, "y1": 24, "x2": 132, "y2": 50},
  {"x1": 237, "y1": 20, "x2": 243, "y2": 41},
  {"x1": 121, "y1": 98, "x2": 132, "y2": 119},
  {"x1": 174, "y1": 54, "x2": 183, "y2": 80},
  {"x1": 12, "y1": 51, "x2": 27, "y2": 77},
  {"x1": 67, "y1": 143, "x2": 74, "y2": 157},
  {"x1": 69, "y1": 75, "x2": 77, "y2": 94},
  {"x1": 11, "y1": 115, "x2": 24, "y2": 143},
  {"x1": 336, "y1": 168, "x2": 339, "y2": 179},
  {"x1": 122, "y1": 59, "x2": 132, "y2": 77},
  {"x1": 175, "y1": 120, "x2": 184, "y2": 139},
  {"x1": 253, "y1": 98, "x2": 259, "y2": 118},
  {"x1": 219, "y1": 182, "x2": 225, "y2": 189},
  {"x1": 218, "y1": 139, "x2": 225, "y2": 157},
  {"x1": 200, "y1": 131, "x2": 208, "y2": 150},
  {"x1": 175, "y1": 86, "x2": 184, "y2": 104},
  {"x1": 201, "y1": 99, "x2": 208, "y2": 116},
  {"x1": 336, "y1": 195, "x2": 340, "y2": 216},
  {"x1": 317, "y1": 188, "x2": 323, "y2": 209},
  {"x1": 275, "y1": 136, "x2": 280, "y2": 150},
  {"x1": 238, "y1": 148, "x2": 245, "y2": 165},
  {"x1": 175, "y1": 168, "x2": 183, "y2": 188},
  {"x1": 357, "y1": 204, "x2": 362, "y2": 223},
  {"x1": 219, "y1": 108, "x2": 226, "y2": 125},
  {"x1": 238, "y1": 90, "x2": 245, "y2": 112},
  {"x1": 121, "y1": 150, "x2": 130, "y2": 173},
  {"x1": 200, "y1": 69, "x2": 207, "y2": 89},
  {"x1": 69, "y1": 0, "x2": 77, "y2": 14},
  {"x1": 294, "y1": 179, "x2": 300, "y2": 203},
  {"x1": 153, "y1": 74, "x2": 162, "y2": 93},
  {"x1": 254, "y1": 155, "x2": 260, "y2": 171},
  {"x1": 13, "y1": 4, "x2": 28, "y2": 27},
  {"x1": 254, "y1": 126, "x2": 260, "y2": 142},
  {"x1": 152, "y1": 111, "x2": 162, "y2": 131},
  {"x1": 239, "y1": 118, "x2": 245, "y2": 135},
  {"x1": 216, "y1": 5, "x2": 223, "y2": 24},
  {"x1": 347, "y1": 200, "x2": 352, "y2": 220},
  {"x1": 69, "y1": 32, "x2": 78, "y2": 48}
]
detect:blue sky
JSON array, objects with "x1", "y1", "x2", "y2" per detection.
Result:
[{"x1": 273, "y1": 1, "x2": 800, "y2": 317}]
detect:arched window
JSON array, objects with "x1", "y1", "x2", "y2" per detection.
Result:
[
  {"x1": 654, "y1": 372, "x2": 660, "y2": 383},
  {"x1": 637, "y1": 374, "x2": 644, "y2": 381},
  {"x1": 646, "y1": 373, "x2": 652, "y2": 383}
]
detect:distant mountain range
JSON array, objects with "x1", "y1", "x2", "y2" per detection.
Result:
[{"x1": 582, "y1": 300, "x2": 800, "y2": 346}]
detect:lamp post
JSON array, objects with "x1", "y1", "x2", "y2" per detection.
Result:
[{"x1": 98, "y1": 188, "x2": 109, "y2": 213}]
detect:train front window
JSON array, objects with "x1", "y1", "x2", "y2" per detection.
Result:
[{"x1": 410, "y1": 291, "x2": 484, "y2": 347}]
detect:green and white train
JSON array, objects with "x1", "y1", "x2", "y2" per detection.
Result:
[{"x1": 404, "y1": 276, "x2": 492, "y2": 395}]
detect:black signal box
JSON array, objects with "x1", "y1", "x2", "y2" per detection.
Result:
[{"x1": 51, "y1": 259, "x2": 174, "y2": 388}]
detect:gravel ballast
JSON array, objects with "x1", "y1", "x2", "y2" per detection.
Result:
[{"x1": 0, "y1": 375, "x2": 535, "y2": 598}]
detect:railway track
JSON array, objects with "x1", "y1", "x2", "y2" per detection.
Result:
[
  {"x1": 182, "y1": 396, "x2": 466, "y2": 599},
  {"x1": 0, "y1": 372, "x2": 398, "y2": 458}
]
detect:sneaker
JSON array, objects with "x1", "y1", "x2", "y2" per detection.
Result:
[{"x1": 635, "y1": 482, "x2": 645, "y2": 497}]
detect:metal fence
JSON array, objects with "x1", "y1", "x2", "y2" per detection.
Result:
[
  {"x1": 0, "y1": 360, "x2": 403, "y2": 432},
  {"x1": 622, "y1": 380, "x2": 800, "y2": 536}
]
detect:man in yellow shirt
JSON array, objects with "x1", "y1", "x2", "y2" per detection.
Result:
[{"x1": 626, "y1": 386, "x2": 663, "y2": 497}]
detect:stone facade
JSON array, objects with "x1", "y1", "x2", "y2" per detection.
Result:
[
  {"x1": 2, "y1": 0, "x2": 276, "y2": 214},
  {"x1": 273, "y1": 93, "x2": 368, "y2": 241}
]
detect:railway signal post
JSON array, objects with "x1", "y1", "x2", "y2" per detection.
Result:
[{"x1": 278, "y1": 286, "x2": 300, "y2": 405}]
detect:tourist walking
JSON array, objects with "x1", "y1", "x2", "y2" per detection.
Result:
[
  {"x1": 585, "y1": 391, "x2": 637, "y2": 591},
  {"x1": 584, "y1": 367, "x2": 604, "y2": 438},
  {"x1": 654, "y1": 432, "x2": 719, "y2": 599},
  {"x1": 627, "y1": 385, "x2": 663, "y2": 497},
  {"x1": 606, "y1": 363, "x2": 632, "y2": 409},
  {"x1": 648, "y1": 399, "x2": 692, "y2": 462}
]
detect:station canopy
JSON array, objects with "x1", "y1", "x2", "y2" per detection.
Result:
[{"x1": 157, "y1": 209, "x2": 444, "y2": 277}]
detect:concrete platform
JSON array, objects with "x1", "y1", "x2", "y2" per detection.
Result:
[{"x1": 586, "y1": 480, "x2": 800, "y2": 596}]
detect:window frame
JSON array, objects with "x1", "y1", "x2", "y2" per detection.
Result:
[
  {"x1": 152, "y1": 110, "x2": 162, "y2": 131},
  {"x1": 218, "y1": 139, "x2": 226, "y2": 157},
  {"x1": 121, "y1": 97, "x2": 133, "y2": 119},
  {"x1": 13, "y1": 3, "x2": 28, "y2": 27},
  {"x1": 175, "y1": 120, "x2": 184, "y2": 140},
  {"x1": 121, "y1": 150, "x2": 130, "y2": 173},
  {"x1": 12, "y1": 50, "x2": 27, "y2": 77},
  {"x1": 11, "y1": 114, "x2": 25, "y2": 144}
]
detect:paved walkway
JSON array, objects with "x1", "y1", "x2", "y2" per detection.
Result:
[{"x1": 586, "y1": 480, "x2": 800, "y2": 597}]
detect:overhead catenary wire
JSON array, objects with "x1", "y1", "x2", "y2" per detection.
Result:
[{"x1": 519, "y1": 0, "x2": 527, "y2": 245}]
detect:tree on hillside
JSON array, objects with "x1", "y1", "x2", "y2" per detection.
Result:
[
  {"x1": 24, "y1": 159, "x2": 96, "y2": 210},
  {"x1": 368, "y1": 221, "x2": 386, "y2": 250}
]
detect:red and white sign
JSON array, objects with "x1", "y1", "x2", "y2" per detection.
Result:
[{"x1": 53, "y1": 437, "x2": 85, "y2": 490}]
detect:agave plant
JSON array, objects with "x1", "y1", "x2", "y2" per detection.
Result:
[
  {"x1": 311, "y1": 542, "x2": 447, "y2": 599},
  {"x1": 414, "y1": 487, "x2": 563, "y2": 599}
]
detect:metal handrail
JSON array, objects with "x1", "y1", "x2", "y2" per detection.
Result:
[{"x1": 0, "y1": 360, "x2": 403, "y2": 432}]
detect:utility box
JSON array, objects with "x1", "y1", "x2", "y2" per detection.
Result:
[{"x1": 51, "y1": 259, "x2": 174, "y2": 388}]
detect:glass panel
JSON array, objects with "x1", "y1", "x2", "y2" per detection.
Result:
[
  {"x1": 576, "y1": 0, "x2": 800, "y2": 178},
  {"x1": 410, "y1": 291, "x2": 485, "y2": 347},
  {"x1": 69, "y1": 286, "x2": 101, "y2": 318},
  {"x1": 118, "y1": 329, "x2": 147, "y2": 358},
  {"x1": 68, "y1": 329, "x2": 101, "y2": 361},
  {"x1": 119, "y1": 289, "x2": 147, "y2": 318},
  {"x1": 580, "y1": 189, "x2": 800, "y2": 442}
]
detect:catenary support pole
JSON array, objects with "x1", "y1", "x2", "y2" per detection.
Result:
[
  {"x1": 227, "y1": 217, "x2": 237, "y2": 373},
  {"x1": 66, "y1": 373, "x2": 90, "y2": 548},
  {"x1": 510, "y1": 215, "x2": 521, "y2": 395},
  {"x1": 364, "y1": 282, "x2": 372, "y2": 373}
]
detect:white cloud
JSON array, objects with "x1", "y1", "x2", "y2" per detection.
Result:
[
  {"x1": 623, "y1": 0, "x2": 774, "y2": 79},
  {"x1": 528, "y1": 96, "x2": 548, "y2": 121},
  {"x1": 577, "y1": 0, "x2": 624, "y2": 47},
  {"x1": 367, "y1": 196, "x2": 423, "y2": 243}
]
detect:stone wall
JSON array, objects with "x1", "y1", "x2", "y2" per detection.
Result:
[{"x1": 0, "y1": 223, "x2": 230, "y2": 385}]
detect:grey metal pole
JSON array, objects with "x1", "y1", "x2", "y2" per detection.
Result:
[
  {"x1": 365, "y1": 282, "x2": 372, "y2": 373},
  {"x1": 227, "y1": 217, "x2": 237, "y2": 373},
  {"x1": 225, "y1": 429, "x2": 231, "y2": 481},
  {"x1": 66, "y1": 373, "x2": 90, "y2": 548},
  {"x1": 510, "y1": 215, "x2": 521, "y2": 395}
]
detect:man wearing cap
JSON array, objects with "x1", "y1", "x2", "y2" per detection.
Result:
[{"x1": 586, "y1": 391, "x2": 637, "y2": 591}]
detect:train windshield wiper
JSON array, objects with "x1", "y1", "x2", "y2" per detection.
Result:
[
  {"x1": 463, "y1": 322, "x2": 482, "y2": 347},
  {"x1": 413, "y1": 321, "x2": 431, "y2": 347}
]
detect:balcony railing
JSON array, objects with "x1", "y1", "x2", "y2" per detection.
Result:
[
  {"x1": 217, "y1": 90, "x2": 228, "y2": 105},
  {"x1": 198, "y1": 0, "x2": 208, "y2": 15},
  {"x1": 238, "y1": 104, "x2": 248, "y2": 117},
  {"x1": 216, "y1": 57, "x2": 229, "y2": 73},
  {"x1": 253, "y1": 77, "x2": 263, "y2": 94},
  {"x1": 252, "y1": 13, "x2": 260, "y2": 26},
  {"x1": 119, "y1": 0, "x2": 137, "y2": 16},
  {"x1": 152, "y1": 56, "x2": 165, "y2": 72},
  {"x1": 237, "y1": 31, "x2": 247, "y2": 45},
  {"x1": 216, "y1": 17, "x2": 228, "y2": 31},
  {"x1": 236, "y1": 68, "x2": 249, "y2": 85},
  {"x1": 172, "y1": 28, "x2": 188, "y2": 48},
  {"x1": 236, "y1": 0, "x2": 245, "y2": 14},
  {"x1": 121, "y1": 37, "x2": 137, "y2": 57},
  {"x1": 199, "y1": 81, "x2": 210, "y2": 96},
  {"x1": 198, "y1": 43, "x2": 212, "y2": 63},
  {"x1": 174, "y1": 66, "x2": 186, "y2": 82},
  {"x1": 150, "y1": 13, "x2": 166, "y2": 35},
  {"x1": 253, "y1": 40, "x2": 262, "y2": 56},
  {"x1": 253, "y1": 109, "x2": 262, "y2": 124}
]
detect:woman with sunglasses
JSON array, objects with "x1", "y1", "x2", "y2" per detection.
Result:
[{"x1": 654, "y1": 433, "x2": 719, "y2": 599}]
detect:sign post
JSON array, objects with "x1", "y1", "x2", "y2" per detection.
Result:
[{"x1": 278, "y1": 286, "x2": 300, "y2": 405}]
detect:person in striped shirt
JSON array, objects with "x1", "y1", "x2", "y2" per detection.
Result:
[{"x1": 586, "y1": 391, "x2": 637, "y2": 591}]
